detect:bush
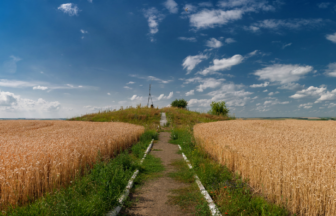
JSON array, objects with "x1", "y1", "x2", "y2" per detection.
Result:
[
  {"x1": 171, "y1": 99, "x2": 188, "y2": 109},
  {"x1": 208, "y1": 101, "x2": 229, "y2": 116}
]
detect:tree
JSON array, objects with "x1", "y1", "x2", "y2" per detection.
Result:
[
  {"x1": 208, "y1": 101, "x2": 229, "y2": 116},
  {"x1": 171, "y1": 99, "x2": 188, "y2": 109}
]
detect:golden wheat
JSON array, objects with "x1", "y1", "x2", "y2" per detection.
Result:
[
  {"x1": 0, "y1": 120, "x2": 144, "y2": 209},
  {"x1": 194, "y1": 120, "x2": 336, "y2": 216}
]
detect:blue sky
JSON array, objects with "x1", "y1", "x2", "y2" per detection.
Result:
[{"x1": 1, "y1": 0, "x2": 336, "y2": 118}]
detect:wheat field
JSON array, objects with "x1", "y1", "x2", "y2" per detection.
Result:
[
  {"x1": 194, "y1": 120, "x2": 336, "y2": 216},
  {"x1": 0, "y1": 120, "x2": 144, "y2": 209}
]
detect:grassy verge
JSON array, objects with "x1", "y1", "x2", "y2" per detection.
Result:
[
  {"x1": 169, "y1": 129, "x2": 292, "y2": 216},
  {"x1": 1, "y1": 131, "x2": 158, "y2": 216}
]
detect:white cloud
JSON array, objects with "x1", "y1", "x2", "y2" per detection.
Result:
[
  {"x1": 277, "y1": 82, "x2": 305, "y2": 91},
  {"x1": 163, "y1": 0, "x2": 178, "y2": 13},
  {"x1": 299, "y1": 103, "x2": 313, "y2": 109},
  {"x1": 0, "y1": 90, "x2": 60, "y2": 112},
  {"x1": 190, "y1": 9, "x2": 243, "y2": 29},
  {"x1": 328, "y1": 103, "x2": 336, "y2": 108},
  {"x1": 178, "y1": 37, "x2": 197, "y2": 42},
  {"x1": 263, "y1": 99, "x2": 289, "y2": 106},
  {"x1": 127, "y1": 81, "x2": 135, "y2": 84},
  {"x1": 290, "y1": 86, "x2": 336, "y2": 103},
  {"x1": 158, "y1": 92, "x2": 174, "y2": 100},
  {"x1": 130, "y1": 74, "x2": 172, "y2": 84},
  {"x1": 58, "y1": 3, "x2": 79, "y2": 16},
  {"x1": 3, "y1": 55, "x2": 21, "y2": 74},
  {"x1": 326, "y1": 33, "x2": 336, "y2": 43},
  {"x1": 225, "y1": 38, "x2": 236, "y2": 43},
  {"x1": 318, "y1": 2, "x2": 330, "y2": 8},
  {"x1": 263, "y1": 89, "x2": 268, "y2": 92},
  {"x1": 206, "y1": 38, "x2": 223, "y2": 48},
  {"x1": 186, "y1": 90, "x2": 195, "y2": 96},
  {"x1": 182, "y1": 4, "x2": 197, "y2": 14},
  {"x1": 268, "y1": 92, "x2": 274, "y2": 96},
  {"x1": 217, "y1": 0, "x2": 276, "y2": 11},
  {"x1": 325, "y1": 63, "x2": 336, "y2": 77},
  {"x1": 199, "y1": 2, "x2": 213, "y2": 7},
  {"x1": 183, "y1": 77, "x2": 225, "y2": 92},
  {"x1": 107, "y1": 93, "x2": 111, "y2": 95},
  {"x1": 78, "y1": 85, "x2": 83, "y2": 88},
  {"x1": 182, "y1": 54, "x2": 208, "y2": 74},
  {"x1": 33, "y1": 86, "x2": 48, "y2": 90},
  {"x1": 80, "y1": 29, "x2": 88, "y2": 34},
  {"x1": 282, "y1": 43, "x2": 292, "y2": 49},
  {"x1": 143, "y1": 8, "x2": 164, "y2": 41},
  {"x1": 247, "y1": 19, "x2": 323, "y2": 32},
  {"x1": 254, "y1": 64, "x2": 313, "y2": 84},
  {"x1": 0, "y1": 79, "x2": 35, "y2": 88},
  {"x1": 130, "y1": 95, "x2": 142, "y2": 100},
  {"x1": 198, "y1": 54, "x2": 244, "y2": 76},
  {"x1": 124, "y1": 86, "x2": 132, "y2": 90},
  {"x1": 250, "y1": 82, "x2": 269, "y2": 88},
  {"x1": 88, "y1": 0, "x2": 93, "y2": 3}
]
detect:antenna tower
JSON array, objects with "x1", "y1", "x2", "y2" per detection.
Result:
[{"x1": 147, "y1": 84, "x2": 154, "y2": 108}]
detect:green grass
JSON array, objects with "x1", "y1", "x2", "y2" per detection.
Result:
[
  {"x1": 1, "y1": 131, "x2": 158, "y2": 216},
  {"x1": 69, "y1": 105, "x2": 161, "y2": 130},
  {"x1": 169, "y1": 129, "x2": 292, "y2": 216}
]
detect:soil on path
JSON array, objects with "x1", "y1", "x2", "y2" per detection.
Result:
[{"x1": 121, "y1": 132, "x2": 191, "y2": 216}]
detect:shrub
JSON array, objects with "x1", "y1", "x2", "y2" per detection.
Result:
[
  {"x1": 171, "y1": 99, "x2": 188, "y2": 109},
  {"x1": 208, "y1": 101, "x2": 229, "y2": 116}
]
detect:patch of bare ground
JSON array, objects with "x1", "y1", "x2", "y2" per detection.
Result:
[{"x1": 120, "y1": 132, "x2": 193, "y2": 216}]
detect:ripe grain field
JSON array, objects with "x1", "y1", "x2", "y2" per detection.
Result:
[
  {"x1": 194, "y1": 119, "x2": 336, "y2": 216},
  {"x1": 0, "y1": 120, "x2": 144, "y2": 210}
]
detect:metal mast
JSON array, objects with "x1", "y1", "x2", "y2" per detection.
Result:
[{"x1": 147, "y1": 84, "x2": 153, "y2": 107}]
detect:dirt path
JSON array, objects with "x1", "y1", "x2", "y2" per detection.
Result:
[{"x1": 121, "y1": 132, "x2": 191, "y2": 216}]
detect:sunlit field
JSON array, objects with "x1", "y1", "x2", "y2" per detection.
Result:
[
  {"x1": 0, "y1": 120, "x2": 144, "y2": 209},
  {"x1": 194, "y1": 120, "x2": 336, "y2": 215}
]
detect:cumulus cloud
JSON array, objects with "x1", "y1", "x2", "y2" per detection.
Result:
[
  {"x1": 263, "y1": 89, "x2": 268, "y2": 92},
  {"x1": 299, "y1": 103, "x2": 313, "y2": 109},
  {"x1": 326, "y1": 33, "x2": 336, "y2": 43},
  {"x1": 143, "y1": 8, "x2": 164, "y2": 41},
  {"x1": 225, "y1": 38, "x2": 236, "y2": 43},
  {"x1": 290, "y1": 86, "x2": 336, "y2": 103},
  {"x1": 189, "y1": 83, "x2": 253, "y2": 107},
  {"x1": 107, "y1": 93, "x2": 111, "y2": 95},
  {"x1": 325, "y1": 63, "x2": 336, "y2": 77},
  {"x1": 247, "y1": 19, "x2": 323, "y2": 32},
  {"x1": 0, "y1": 90, "x2": 60, "y2": 112},
  {"x1": 80, "y1": 29, "x2": 88, "y2": 34},
  {"x1": 58, "y1": 3, "x2": 79, "y2": 16},
  {"x1": 183, "y1": 77, "x2": 225, "y2": 92},
  {"x1": 253, "y1": 64, "x2": 313, "y2": 84},
  {"x1": 182, "y1": 54, "x2": 208, "y2": 74},
  {"x1": 158, "y1": 92, "x2": 173, "y2": 100},
  {"x1": 163, "y1": 0, "x2": 178, "y2": 13},
  {"x1": 186, "y1": 90, "x2": 195, "y2": 96},
  {"x1": 198, "y1": 54, "x2": 244, "y2": 76},
  {"x1": 124, "y1": 86, "x2": 132, "y2": 90},
  {"x1": 130, "y1": 74, "x2": 172, "y2": 84},
  {"x1": 127, "y1": 81, "x2": 135, "y2": 84},
  {"x1": 263, "y1": 99, "x2": 289, "y2": 106},
  {"x1": 184, "y1": 77, "x2": 225, "y2": 92},
  {"x1": 217, "y1": 0, "x2": 276, "y2": 11},
  {"x1": 318, "y1": 2, "x2": 330, "y2": 8},
  {"x1": 3, "y1": 55, "x2": 21, "y2": 74},
  {"x1": 277, "y1": 82, "x2": 305, "y2": 91},
  {"x1": 199, "y1": 2, "x2": 213, "y2": 7},
  {"x1": 33, "y1": 86, "x2": 48, "y2": 90},
  {"x1": 190, "y1": 9, "x2": 243, "y2": 29},
  {"x1": 130, "y1": 95, "x2": 142, "y2": 100},
  {"x1": 206, "y1": 38, "x2": 223, "y2": 48},
  {"x1": 178, "y1": 37, "x2": 197, "y2": 42},
  {"x1": 250, "y1": 82, "x2": 269, "y2": 88}
]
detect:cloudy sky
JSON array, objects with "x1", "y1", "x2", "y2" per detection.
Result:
[{"x1": 1, "y1": 0, "x2": 336, "y2": 118}]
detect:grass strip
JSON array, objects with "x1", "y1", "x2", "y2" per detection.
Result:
[
  {"x1": 169, "y1": 128, "x2": 293, "y2": 216},
  {"x1": 1, "y1": 130, "x2": 158, "y2": 216}
]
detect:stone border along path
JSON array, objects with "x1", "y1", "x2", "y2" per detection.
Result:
[
  {"x1": 114, "y1": 112, "x2": 221, "y2": 216},
  {"x1": 106, "y1": 140, "x2": 154, "y2": 216}
]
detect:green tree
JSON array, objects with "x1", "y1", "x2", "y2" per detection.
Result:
[
  {"x1": 208, "y1": 101, "x2": 229, "y2": 116},
  {"x1": 171, "y1": 99, "x2": 188, "y2": 109}
]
